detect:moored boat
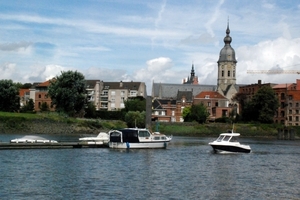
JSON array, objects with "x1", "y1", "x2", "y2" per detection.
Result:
[
  {"x1": 209, "y1": 130, "x2": 251, "y2": 153},
  {"x1": 108, "y1": 128, "x2": 172, "y2": 149},
  {"x1": 79, "y1": 132, "x2": 109, "y2": 145},
  {"x1": 10, "y1": 135, "x2": 58, "y2": 143}
]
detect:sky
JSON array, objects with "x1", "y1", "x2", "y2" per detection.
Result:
[{"x1": 0, "y1": 0, "x2": 300, "y2": 94}]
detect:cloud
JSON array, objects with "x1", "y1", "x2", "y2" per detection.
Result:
[{"x1": 0, "y1": 42, "x2": 32, "y2": 52}]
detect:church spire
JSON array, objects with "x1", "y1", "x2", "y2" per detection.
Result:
[{"x1": 224, "y1": 18, "x2": 232, "y2": 45}]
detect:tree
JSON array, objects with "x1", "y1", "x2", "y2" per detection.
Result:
[
  {"x1": 0, "y1": 79, "x2": 20, "y2": 112},
  {"x1": 182, "y1": 107, "x2": 192, "y2": 122},
  {"x1": 242, "y1": 85, "x2": 279, "y2": 123},
  {"x1": 123, "y1": 97, "x2": 146, "y2": 112},
  {"x1": 186, "y1": 103, "x2": 209, "y2": 123},
  {"x1": 20, "y1": 99, "x2": 35, "y2": 113},
  {"x1": 85, "y1": 102, "x2": 96, "y2": 118},
  {"x1": 40, "y1": 102, "x2": 50, "y2": 112},
  {"x1": 48, "y1": 70, "x2": 86, "y2": 117},
  {"x1": 124, "y1": 111, "x2": 145, "y2": 128}
]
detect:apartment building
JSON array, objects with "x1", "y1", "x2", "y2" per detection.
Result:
[
  {"x1": 100, "y1": 81, "x2": 147, "y2": 111},
  {"x1": 273, "y1": 81, "x2": 300, "y2": 125}
]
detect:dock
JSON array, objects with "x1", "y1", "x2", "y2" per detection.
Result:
[{"x1": 0, "y1": 142, "x2": 109, "y2": 150}]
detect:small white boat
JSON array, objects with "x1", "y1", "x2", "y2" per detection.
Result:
[
  {"x1": 108, "y1": 128, "x2": 172, "y2": 149},
  {"x1": 209, "y1": 130, "x2": 251, "y2": 153},
  {"x1": 79, "y1": 132, "x2": 109, "y2": 145},
  {"x1": 10, "y1": 135, "x2": 58, "y2": 143}
]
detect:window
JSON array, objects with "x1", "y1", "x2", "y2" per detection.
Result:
[
  {"x1": 233, "y1": 70, "x2": 235, "y2": 77},
  {"x1": 121, "y1": 91, "x2": 125, "y2": 96},
  {"x1": 296, "y1": 116, "x2": 299, "y2": 121},
  {"x1": 130, "y1": 91, "x2": 137, "y2": 96},
  {"x1": 207, "y1": 102, "x2": 211, "y2": 107},
  {"x1": 289, "y1": 116, "x2": 292, "y2": 121},
  {"x1": 139, "y1": 131, "x2": 150, "y2": 137},
  {"x1": 296, "y1": 103, "x2": 299, "y2": 107},
  {"x1": 296, "y1": 110, "x2": 299, "y2": 114},
  {"x1": 221, "y1": 70, "x2": 224, "y2": 77},
  {"x1": 205, "y1": 95, "x2": 210, "y2": 99},
  {"x1": 38, "y1": 94, "x2": 41, "y2": 98},
  {"x1": 228, "y1": 70, "x2": 230, "y2": 77},
  {"x1": 289, "y1": 103, "x2": 292, "y2": 107},
  {"x1": 111, "y1": 103, "x2": 115, "y2": 108},
  {"x1": 111, "y1": 91, "x2": 115, "y2": 96},
  {"x1": 289, "y1": 110, "x2": 292, "y2": 114}
]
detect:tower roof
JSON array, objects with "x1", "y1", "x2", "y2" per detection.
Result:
[{"x1": 218, "y1": 21, "x2": 237, "y2": 63}]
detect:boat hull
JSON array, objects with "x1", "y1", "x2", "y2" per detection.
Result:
[
  {"x1": 109, "y1": 141, "x2": 169, "y2": 149},
  {"x1": 210, "y1": 144, "x2": 251, "y2": 153}
]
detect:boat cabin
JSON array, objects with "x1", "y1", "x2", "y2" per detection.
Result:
[
  {"x1": 109, "y1": 129, "x2": 151, "y2": 143},
  {"x1": 216, "y1": 133, "x2": 240, "y2": 143}
]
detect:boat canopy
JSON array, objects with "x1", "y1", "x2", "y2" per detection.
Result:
[{"x1": 110, "y1": 129, "x2": 140, "y2": 143}]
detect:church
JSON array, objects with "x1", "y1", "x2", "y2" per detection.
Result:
[{"x1": 151, "y1": 22, "x2": 240, "y2": 122}]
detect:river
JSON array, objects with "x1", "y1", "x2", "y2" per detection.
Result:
[{"x1": 0, "y1": 134, "x2": 299, "y2": 200}]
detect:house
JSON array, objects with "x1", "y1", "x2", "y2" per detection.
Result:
[
  {"x1": 194, "y1": 91, "x2": 231, "y2": 121},
  {"x1": 152, "y1": 99, "x2": 176, "y2": 122},
  {"x1": 19, "y1": 88, "x2": 30, "y2": 107}
]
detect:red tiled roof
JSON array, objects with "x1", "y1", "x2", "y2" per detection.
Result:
[
  {"x1": 37, "y1": 80, "x2": 51, "y2": 87},
  {"x1": 194, "y1": 91, "x2": 226, "y2": 99},
  {"x1": 272, "y1": 83, "x2": 293, "y2": 89},
  {"x1": 19, "y1": 89, "x2": 29, "y2": 97}
]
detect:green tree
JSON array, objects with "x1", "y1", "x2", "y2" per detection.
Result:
[
  {"x1": 0, "y1": 79, "x2": 20, "y2": 112},
  {"x1": 85, "y1": 102, "x2": 96, "y2": 118},
  {"x1": 123, "y1": 97, "x2": 146, "y2": 112},
  {"x1": 48, "y1": 70, "x2": 86, "y2": 117},
  {"x1": 242, "y1": 85, "x2": 279, "y2": 123},
  {"x1": 20, "y1": 98, "x2": 35, "y2": 113},
  {"x1": 124, "y1": 111, "x2": 145, "y2": 128},
  {"x1": 189, "y1": 103, "x2": 209, "y2": 123},
  {"x1": 40, "y1": 102, "x2": 50, "y2": 112},
  {"x1": 182, "y1": 106, "x2": 192, "y2": 122}
]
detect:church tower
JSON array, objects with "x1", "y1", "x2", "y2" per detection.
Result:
[
  {"x1": 217, "y1": 21, "x2": 237, "y2": 96},
  {"x1": 183, "y1": 64, "x2": 198, "y2": 84}
]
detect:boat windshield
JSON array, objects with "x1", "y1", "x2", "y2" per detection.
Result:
[
  {"x1": 230, "y1": 136, "x2": 238, "y2": 142},
  {"x1": 217, "y1": 135, "x2": 225, "y2": 142},
  {"x1": 223, "y1": 136, "x2": 231, "y2": 141}
]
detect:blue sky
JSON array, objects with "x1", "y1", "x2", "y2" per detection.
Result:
[{"x1": 0, "y1": 0, "x2": 300, "y2": 94}]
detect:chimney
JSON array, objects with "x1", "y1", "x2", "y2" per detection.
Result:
[
  {"x1": 120, "y1": 81, "x2": 123, "y2": 87},
  {"x1": 258, "y1": 80, "x2": 261, "y2": 85}
]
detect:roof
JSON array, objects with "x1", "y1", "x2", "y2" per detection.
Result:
[
  {"x1": 152, "y1": 82, "x2": 216, "y2": 99},
  {"x1": 103, "y1": 81, "x2": 143, "y2": 90},
  {"x1": 195, "y1": 91, "x2": 226, "y2": 99},
  {"x1": 85, "y1": 80, "x2": 100, "y2": 88},
  {"x1": 36, "y1": 80, "x2": 51, "y2": 87},
  {"x1": 19, "y1": 89, "x2": 30, "y2": 96},
  {"x1": 152, "y1": 99, "x2": 176, "y2": 110},
  {"x1": 177, "y1": 91, "x2": 193, "y2": 102},
  {"x1": 272, "y1": 83, "x2": 294, "y2": 89}
]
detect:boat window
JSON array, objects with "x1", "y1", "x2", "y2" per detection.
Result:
[
  {"x1": 217, "y1": 136, "x2": 224, "y2": 142},
  {"x1": 161, "y1": 136, "x2": 166, "y2": 140},
  {"x1": 230, "y1": 136, "x2": 238, "y2": 142},
  {"x1": 154, "y1": 137, "x2": 160, "y2": 140},
  {"x1": 139, "y1": 131, "x2": 150, "y2": 137},
  {"x1": 223, "y1": 136, "x2": 231, "y2": 141}
]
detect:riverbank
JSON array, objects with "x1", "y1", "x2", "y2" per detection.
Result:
[{"x1": 0, "y1": 112, "x2": 298, "y2": 138}]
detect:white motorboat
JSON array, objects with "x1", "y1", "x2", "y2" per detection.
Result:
[
  {"x1": 209, "y1": 130, "x2": 251, "y2": 153},
  {"x1": 108, "y1": 128, "x2": 172, "y2": 149},
  {"x1": 79, "y1": 132, "x2": 109, "y2": 145},
  {"x1": 10, "y1": 135, "x2": 58, "y2": 143}
]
